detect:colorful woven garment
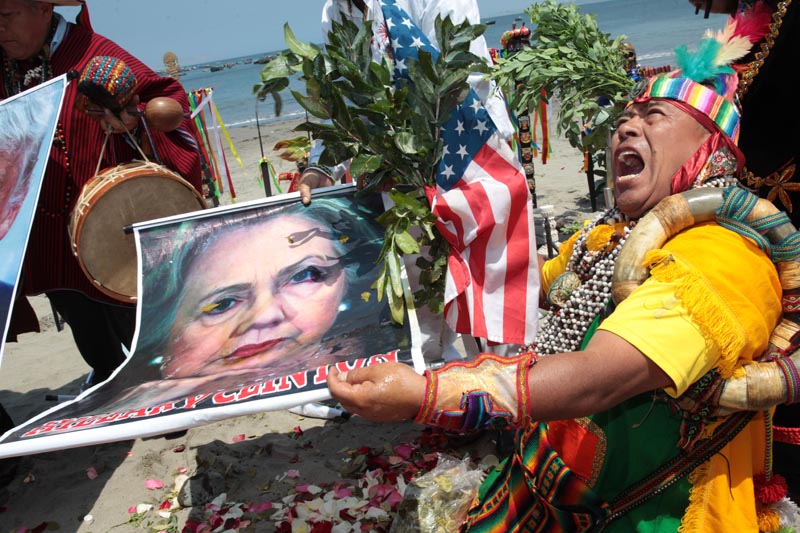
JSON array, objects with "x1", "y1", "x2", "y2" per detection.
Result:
[{"x1": 466, "y1": 422, "x2": 610, "y2": 532}]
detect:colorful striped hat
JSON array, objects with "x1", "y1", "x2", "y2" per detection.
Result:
[
  {"x1": 77, "y1": 56, "x2": 138, "y2": 112},
  {"x1": 627, "y1": 8, "x2": 767, "y2": 143},
  {"x1": 631, "y1": 75, "x2": 740, "y2": 141}
]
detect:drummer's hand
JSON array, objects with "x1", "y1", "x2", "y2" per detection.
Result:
[
  {"x1": 90, "y1": 95, "x2": 141, "y2": 134},
  {"x1": 327, "y1": 362, "x2": 426, "y2": 422},
  {"x1": 298, "y1": 168, "x2": 334, "y2": 205}
]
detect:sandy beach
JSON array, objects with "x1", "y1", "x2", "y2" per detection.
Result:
[{"x1": 0, "y1": 118, "x2": 597, "y2": 532}]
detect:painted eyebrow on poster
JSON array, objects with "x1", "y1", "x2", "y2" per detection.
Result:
[{"x1": 0, "y1": 185, "x2": 422, "y2": 458}]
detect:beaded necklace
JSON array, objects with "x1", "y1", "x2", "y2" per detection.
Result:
[
  {"x1": 1, "y1": 17, "x2": 59, "y2": 97},
  {"x1": 532, "y1": 156, "x2": 738, "y2": 356},
  {"x1": 535, "y1": 208, "x2": 632, "y2": 355},
  {"x1": 51, "y1": 122, "x2": 75, "y2": 215}
]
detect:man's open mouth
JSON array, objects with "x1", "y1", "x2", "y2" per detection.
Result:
[{"x1": 615, "y1": 150, "x2": 645, "y2": 179}]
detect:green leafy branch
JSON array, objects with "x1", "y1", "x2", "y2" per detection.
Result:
[
  {"x1": 492, "y1": 0, "x2": 634, "y2": 157},
  {"x1": 255, "y1": 16, "x2": 490, "y2": 321},
  {"x1": 273, "y1": 136, "x2": 312, "y2": 164}
]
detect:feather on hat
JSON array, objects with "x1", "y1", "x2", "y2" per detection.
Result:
[{"x1": 630, "y1": 6, "x2": 770, "y2": 143}]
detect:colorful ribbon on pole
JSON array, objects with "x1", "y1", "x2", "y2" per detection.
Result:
[{"x1": 187, "y1": 88, "x2": 243, "y2": 202}]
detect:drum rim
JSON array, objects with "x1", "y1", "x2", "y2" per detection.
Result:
[{"x1": 68, "y1": 162, "x2": 206, "y2": 302}]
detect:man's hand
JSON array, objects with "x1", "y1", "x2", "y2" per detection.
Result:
[
  {"x1": 298, "y1": 168, "x2": 335, "y2": 205},
  {"x1": 327, "y1": 362, "x2": 426, "y2": 422},
  {"x1": 86, "y1": 95, "x2": 141, "y2": 134}
]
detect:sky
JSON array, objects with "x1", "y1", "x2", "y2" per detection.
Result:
[{"x1": 55, "y1": 0, "x2": 580, "y2": 69}]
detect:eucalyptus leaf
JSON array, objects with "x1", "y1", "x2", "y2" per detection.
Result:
[
  {"x1": 258, "y1": 55, "x2": 297, "y2": 81},
  {"x1": 350, "y1": 153, "x2": 384, "y2": 177},
  {"x1": 290, "y1": 90, "x2": 330, "y2": 120},
  {"x1": 387, "y1": 288, "x2": 406, "y2": 324},
  {"x1": 395, "y1": 230, "x2": 421, "y2": 255},
  {"x1": 418, "y1": 49, "x2": 440, "y2": 85},
  {"x1": 394, "y1": 131, "x2": 425, "y2": 155},
  {"x1": 388, "y1": 189, "x2": 428, "y2": 216},
  {"x1": 284, "y1": 24, "x2": 319, "y2": 60},
  {"x1": 387, "y1": 251, "x2": 404, "y2": 298},
  {"x1": 372, "y1": 264, "x2": 388, "y2": 302}
]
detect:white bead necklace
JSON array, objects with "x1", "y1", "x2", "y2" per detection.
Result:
[{"x1": 535, "y1": 208, "x2": 632, "y2": 355}]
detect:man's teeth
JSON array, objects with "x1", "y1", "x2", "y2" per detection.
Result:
[{"x1": 617, "y1": 151, "x2": 643, "y2": 177}]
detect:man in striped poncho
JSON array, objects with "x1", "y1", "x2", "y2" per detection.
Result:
[{"x1": 0, "y1": 0, "x2": 203, "y2": 385}]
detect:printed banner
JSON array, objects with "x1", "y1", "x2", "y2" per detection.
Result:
[
  {"x1": 0, "y1": 76, "x2": 67, "y2": 364},
  {"x1": 0, "y1": 186, "x2": 422, "y2": 458}
]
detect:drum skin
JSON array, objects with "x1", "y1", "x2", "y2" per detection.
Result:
[{"x1": 68, "y1": 160, "x2": 206, "y2": 302}]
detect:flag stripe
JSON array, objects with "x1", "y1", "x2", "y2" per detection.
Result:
[
  {"x1": 431, "y1": 134, "x2": 539, "y2": 344},
  {"x1": 452, "y1": 177, "x2": 493, "y2": 340},
  {"x1": 472, "y1": 138, "x2": 528, "y2": 342},
  {"x1": 477, "y1": 137, "x2": 537, "y2": 342}
]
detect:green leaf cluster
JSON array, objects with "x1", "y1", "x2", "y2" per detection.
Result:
[
  {"x1": 254, "y1": 16, "x2": 490, "y2": 319},
  {"x1": 373, "y1": 189, "x2": 447, "y2": 322},
  {"x1": 492, "y1": 0, "x2": 634, "y2": 157}
]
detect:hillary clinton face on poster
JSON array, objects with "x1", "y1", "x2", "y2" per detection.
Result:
[
  {"x1": 0, "y1": 189, "x2": 420, "y2": 456},
  {"x1": 133, "y1": 190, "x2": 413, "y2": 391},
  {"x1": 162, "y1": 213, "x2": 348, "y2": 379},
  {"x1": 0, "y1": 97, "x2": 52, "y2": 242}
]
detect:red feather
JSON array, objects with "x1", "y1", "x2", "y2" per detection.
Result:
[{"x1": 732, "y1": 1, "x2": 773, "y2": 43}]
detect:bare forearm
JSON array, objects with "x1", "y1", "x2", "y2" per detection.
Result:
[
  {"x1": 528, "y1": 331, "x2": 673, "y2": 420},
  {"x1": 328, "y1": 331, "x2": 673, "y2": 428}
]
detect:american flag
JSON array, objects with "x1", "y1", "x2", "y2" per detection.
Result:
[{"x1": 380, "y1": 0, "x2": 539, "y2": 345}]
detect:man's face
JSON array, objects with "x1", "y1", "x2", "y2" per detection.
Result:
[
  {"x1": 0, "y1": 0, "x2": 52, "y2": 61},
  {"x1": 620, "y1": 43, "x2": 637, "y2": 71},
  {"x1": 610, "y1": 100, "x2": 711, "y2": 218}
]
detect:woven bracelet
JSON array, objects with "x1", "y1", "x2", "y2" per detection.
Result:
[{"x1": 775, "y1": 356, "x2": 800, "y2": 405}]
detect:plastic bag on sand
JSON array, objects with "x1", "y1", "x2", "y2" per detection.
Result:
[{"x1": 390, "y1": 453, "x2": 485, "y2": 532}]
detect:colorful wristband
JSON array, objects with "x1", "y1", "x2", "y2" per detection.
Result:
[{"x1": 414, "y1": 352, "x2": 536, "y2": 432}]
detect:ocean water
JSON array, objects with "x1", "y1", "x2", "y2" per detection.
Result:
[{"x1": 177, "y1": 0, "x2": 728, "y2": 130}]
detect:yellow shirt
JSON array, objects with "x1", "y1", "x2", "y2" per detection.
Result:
[
  {"x1": 543, "y1": 222, "x2": 781, "y2": 394},
  {"x1": 600, "y1": 222, "x2": 781, "y2": 394},
  {"x1": 542, "y1": 221, "x2": 783, "y2": 532}
]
